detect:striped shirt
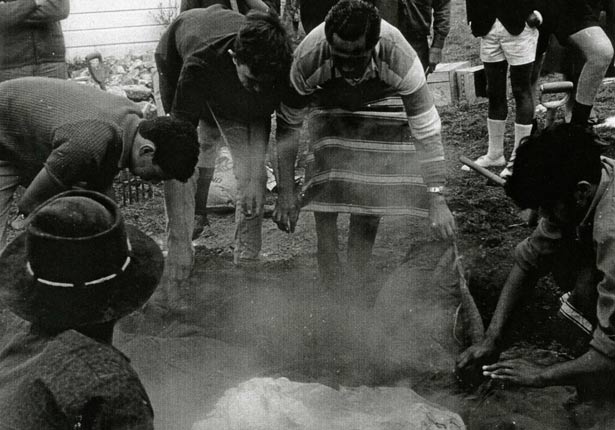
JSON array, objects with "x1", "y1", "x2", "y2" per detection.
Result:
[{"x1": 278, "y1": 20, "x2": 446, "y2": 186}]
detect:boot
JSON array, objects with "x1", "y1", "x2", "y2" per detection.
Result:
[{"x1": 193, "y1": 167, "x2": 214, "y2": 240}]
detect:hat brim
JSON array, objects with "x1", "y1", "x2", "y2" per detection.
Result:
[{"x1": 0, "y1": 225, "x2": 163, "y2": 328}]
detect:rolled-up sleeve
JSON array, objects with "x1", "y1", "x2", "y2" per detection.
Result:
[{"x1": 514, "y1": 218, "x2": 562, "y2": 274}]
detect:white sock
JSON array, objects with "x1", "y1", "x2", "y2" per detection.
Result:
[
  {"x1": 511, "y1": 123, "x2": 533, "y2": 163},
  {"x1": 486, "y1": 119, "x2": 506, "y2": 160}
]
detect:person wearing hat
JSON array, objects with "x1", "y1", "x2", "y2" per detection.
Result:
[
  {"x1": 0, "y1": 76, "x2": 199, "y2": 249},
  {"x1": 0, "y1": 190, "x2": 162, "y2": 428}
]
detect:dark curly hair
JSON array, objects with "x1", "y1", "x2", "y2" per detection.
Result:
[
  {"x1": 137, "y1": 117, "x2": 199, "y2": 182},
  {"x1": 505, "y1": 123, "x2": 603, "y2": 210},
  {"x1": 324, "y1": 0, "x2": 380, "y2": 49},
  {"x1": 233, "y1": 10, "x2": 292, "y2": 80}
]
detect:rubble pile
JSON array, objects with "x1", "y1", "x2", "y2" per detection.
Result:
[{"x1": 69, "y1": 53, "x2": 156, "y2": 103}]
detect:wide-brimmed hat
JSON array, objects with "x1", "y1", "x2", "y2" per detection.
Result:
[{"x1": 0, "y1": 190, "x2": 163, "y2": 328}]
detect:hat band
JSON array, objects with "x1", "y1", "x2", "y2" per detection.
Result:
[{"x1": 25, "y1": 239, "x2": 132, "y2": 288}]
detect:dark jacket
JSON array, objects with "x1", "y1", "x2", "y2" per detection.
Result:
[
  {"x1": 180, "y1": 0, "x2": 280, "y2": 14},
  {"x1": 156, "y1": 5, "x2": 286, "y2": 125},
  {"x1": 0, "y1": 0, "x2": 69, "y2": 70},
  {"x1": 466, "y1": 0, "x2": 541, "y2": 37},
  {"x1": 0, "y1": 322, "x2": 153, "y2": 429},
  {"x1": 395, "y1": 0, "x2": 451, "y2": 48}
]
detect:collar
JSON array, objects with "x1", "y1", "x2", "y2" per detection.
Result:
[
  {"x1": 334, "y1": 41, "x2": 381, "y2": 86},
  {"x1": 118, "y1": 114, "x2": 141, "y2": 170}
]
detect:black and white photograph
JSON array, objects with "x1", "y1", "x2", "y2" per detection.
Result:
[{"x1": 1, "y1": 0, "x2": 615, "y2": 428}]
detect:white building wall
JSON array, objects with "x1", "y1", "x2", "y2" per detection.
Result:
[{"x1": 62, "y1": 0, "x2": 180, "y2": 60}]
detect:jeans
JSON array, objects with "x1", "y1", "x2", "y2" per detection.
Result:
[{"x1": 164, "y1": 116, "x2": 269, "y2": 277}]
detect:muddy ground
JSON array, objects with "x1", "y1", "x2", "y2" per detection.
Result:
[
  {"x1": 111, "y1": 1, "x2": 615, "y2": 428},
  {"x1": 5, "y1": 1, "x2": 615, "y2": 428}
]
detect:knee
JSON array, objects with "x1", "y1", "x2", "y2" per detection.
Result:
[
  {"x1": 587, "y1": 43, "x2": 614, "y2": 69},
  {"x1": 486, "y1": 83, "x2": 506, "y2": 103}
]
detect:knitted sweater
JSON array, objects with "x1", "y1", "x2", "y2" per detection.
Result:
[
  {"x1": 0, "y1": 77, "x2": 142, "y2": 190},
  {"x1": 0, "y1": 322, "x2": 153, "y2": 429}
]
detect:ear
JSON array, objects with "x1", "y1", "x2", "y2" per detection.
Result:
[
  {"x1": 574, "y1": 181, "x2": 594, "y2": 207},
  {"x1": 138, "y1": 142, "x2": 156, "y2": 157}
]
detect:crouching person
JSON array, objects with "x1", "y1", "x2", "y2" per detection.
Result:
[
  {"x1": 0, "y1": 77, "x2": 199, "y2": 250},
  {"x1": 0, "y1": 190, "x2": 163, "y2": 427},
  {"x1": 457, "y1": 124, "x2": 615, "y2": 396}
]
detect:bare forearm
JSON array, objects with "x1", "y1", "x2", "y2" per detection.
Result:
[
  {"x1": 275, "y1": 123, "x2": 300, "y2": 196},
  {"x1": 485, "y1": 264, "x2": 536, "y2": 343},
  {"x1": 539, "y1": 348, "x2": 615, "y2": 387}
]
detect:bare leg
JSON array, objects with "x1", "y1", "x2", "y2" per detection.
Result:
[
  {"x1": 347, "y1": 214, "x2": 380, "y2": 288},
  {"x1": 314, "y1": 211, "x2": 340, "y2": 287}
]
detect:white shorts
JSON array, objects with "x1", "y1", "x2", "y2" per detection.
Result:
[{"x1": 480, "y1": 19, "x2": 538, "y2": 66}]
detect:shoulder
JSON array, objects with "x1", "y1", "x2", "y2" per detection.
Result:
[
  {"x1": 293, "y1": 23, "x2": 331, "y2": 71},
  {"x1": 177, "y1": 4, "x2": 244, "y2": 30},
  {"x1": 42, "y1": 331, "x2": 152, "y2": 419}
]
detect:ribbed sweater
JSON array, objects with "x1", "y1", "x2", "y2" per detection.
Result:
[{"x1": 0, "y1": 77, "x2": 142, "y2": 190}]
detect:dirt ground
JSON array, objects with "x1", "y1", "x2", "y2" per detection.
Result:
[
  {"x1": 109, "y1": 1, "x2": 615, "y2": 428},
  {"x1": 5, "y1": 1, "x2": 615, "y2": 428}
]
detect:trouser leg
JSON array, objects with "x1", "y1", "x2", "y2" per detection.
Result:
[
  {"x1": 314, "y1": 211, "x2": 340, "y2": 286},
  {"x1": 163, "y1": 174, "x2": 197, "y2": 282},
  {"x1": 568, "y1": 26, "x2": 614, "y2": 124},
  {"x1": 347, "y1": 214, "x2": 380, "y2": 286},
  {"x1": 221, "y1": 119, "x2": 269, "y2": 263}
]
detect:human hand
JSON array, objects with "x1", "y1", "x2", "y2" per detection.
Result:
[
  {"x1": 428, "y1": 195, "x2": 456, "y2": 240},
  {"x1": 427, "y1": 47, "x2": 442, "y2": 74},
  {"x1": 457, "y1": 337, "x2": 499, "y2": 371},
  {"x1": 238, "y1": 180, "x2": 265, "y2": 219},
  {"x1": 482, "y1": 359, "x2": 547, "y2": 387},
  {"x1": 10, "y1": 213, "x2": 27, "y2": 231},
  {"x1": 272, "y1": 191, "x2": 300, "y2": 233}
]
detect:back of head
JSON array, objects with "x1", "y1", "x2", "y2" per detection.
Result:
[
  {"x1": 138, "y1": 116, "x2": 199, "y2": 182},
  {"x1": 505, "y1": 123, "x2": 603, "y2": 209},
  {"x1": 233, "y1": 10, "x2": 292, "y2": 81},
  {"x1": 325, "y1": 0, "x2": 381, "y2": 48}
]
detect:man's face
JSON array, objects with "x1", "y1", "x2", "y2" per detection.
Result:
[
  {"x1": 330, "y1": 33, "x2": 374, "y2": 80},
  {"x1": 130, "y1": 134, "x2": 171, "y2": 184},
  {"x1": 232, "y1": 58, "x2": 275, "y2": 93},
  {"x1": 539, "y1": 200, "x2": 578, "y2": 227},
  {"x1": 538, "y1": 182, "x2": 596, "y2": 227}
]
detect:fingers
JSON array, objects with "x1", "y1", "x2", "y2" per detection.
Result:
[
  {"x1": 430, "y1": 220, "x2": 457, "y2": 241},
  {"x1": 456, "y1": 352, "x2": 471, "y2": 369}
]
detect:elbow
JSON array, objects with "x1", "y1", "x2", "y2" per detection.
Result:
[{"x1": 56, "y1": 0, "x2": 71, "y2": 20}]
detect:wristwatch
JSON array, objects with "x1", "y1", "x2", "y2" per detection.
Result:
[{"x1": 427, "y1": 186, "x2": 445, "y2": 194}]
